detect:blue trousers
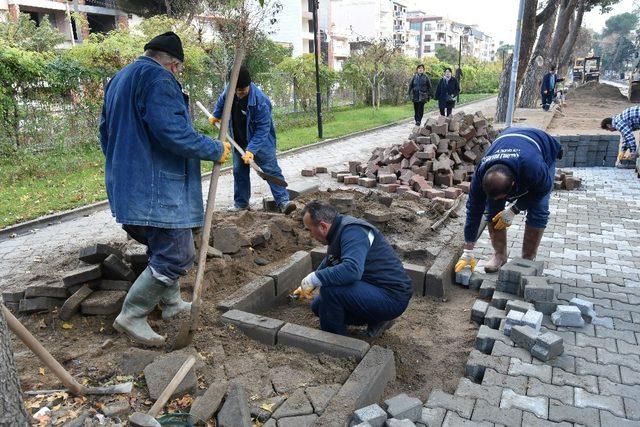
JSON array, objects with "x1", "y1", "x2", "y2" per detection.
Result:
[
  {"x1": 123, "y1": 225, "x2": 195, "y2": 281},
  {"x1": 311, "y1": 281, "x2": 409, "y2": 335},
  {"x1": 233, "y1": 149, "x2": 289, "y2": 209}
]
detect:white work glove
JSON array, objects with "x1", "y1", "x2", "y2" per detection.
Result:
[
  {"x1": 300, "y1": 272, "x2": 321, "y2": 291},
  {"x1": 492, "y1": 206, "x2": 518, "y2": 230}
]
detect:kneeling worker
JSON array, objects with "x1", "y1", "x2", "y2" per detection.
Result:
[
  {"x1": 455, "y1": 127, "x2": 562, "y2": 274},
  {"x1": 299, "y1": 201, "x2": 413, "y2": 337}
]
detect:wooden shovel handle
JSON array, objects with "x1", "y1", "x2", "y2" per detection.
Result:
[
  {"x1": 147, "y1": 355, "x2": 196, "y2": 417},
  {"x1": 2, "y1": 304, "x2": 84, "y2": 395}
]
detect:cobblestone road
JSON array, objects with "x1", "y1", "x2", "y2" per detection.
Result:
[
  {"x1": 422, "y1": 167, "x2": 640, "y2": 426},
  {"x1": 0, "y1": 98, "x2": 496, "y2": 290}
]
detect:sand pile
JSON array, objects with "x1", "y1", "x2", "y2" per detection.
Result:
[{"x1": 566, "y1": 81, "x2": 626, "y2": 101}]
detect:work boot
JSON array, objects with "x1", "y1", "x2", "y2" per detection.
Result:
[
  {"x1": 160, "y1": 282, "x2": 191, "y2": 320},
  {"x1": 485, "y1": 222, "x2": 508, "y2": 273},
  {"x1": 365, "y1": 319, "x2": 396, "y2": 338},
  {"x1": 521, "y1": 224, "x2": 545, "y2": 260},
  {"x1": 280, "y1": 201, "x2": 297, "y2": 215},
  {"x1": 113, "y1": 267, "x2": 165, "y2": 347}
]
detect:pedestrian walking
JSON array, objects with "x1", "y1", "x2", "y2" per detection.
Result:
[
  {"x1": 408, "y1": 64, "x2": 432, "y2": 126},
  {"x1": 540, "y1": 65, "x2": 563, "y2": 112},
  {"x1": 434, "y1": 67, "x2": 460, "y2": 117}
]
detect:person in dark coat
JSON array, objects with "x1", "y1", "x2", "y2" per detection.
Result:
[
  {"x1": 455, "y1": 127, "x2": 562, "y2": 274},
  {"x1": 434, "y1": 67, "x2": 460, "y2": 117},
  {"x1": 298, "y1": 201, "x2": 413, "y2": 338},
  {"x1": 540, "y1": 65, "x2": 563, "y2": 111},
  {"x1": 408, "y1": 64, "x2": 432, "y2": 126}
]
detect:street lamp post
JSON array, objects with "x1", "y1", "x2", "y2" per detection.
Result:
[{"x1": 311, "y1": 0, "x2": 323, "y2": 139}]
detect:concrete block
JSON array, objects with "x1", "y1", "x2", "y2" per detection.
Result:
[
  {"x1": 2, "y1": 290, "x2": 25, "y2": 303},
  {"x1": 353, "y1": 404, "x2": 387, "y2": 427},
  {"x1": 551, "y1": 305, "x2": 585, "y2": 327},
  {"x1": 119, "y1": 348, "x2": 160, "y2": 376},
  {"x1": 190, "y1": 382, "x2": 227, "y2": 424},
  {"x1": 364, "y1": 210, "x2": 392, "y2": 223},
  {"x1": 521, "y1": 309, "x2": 543, "y2": 332},
  {"x1": 102, "y1": 254, "x2": 136, "y2": 281},
  {"x1": 251, "y1": 396, "x2": 285, "y2": 422},
  {"x1": 478, "y1": 279, "x2": 496, "y2": 298},
  {"x1": 19, "y1": 297, "x2": 64, "y2": 313},
  {"x1": 500, "y1": 389, "x2": 548, "y2": 420},
  {"x1": 80, "y1": 290, "x2": 126, "y2": 315},
  {"x1": 531, "y1": 332, "x2": 564, "y2": 362},
  {"x1": 475, "y1": 324, "x2": 512, "y2": 354},
  {"x1": 490, "y1": 291, "x2": 511, "y2": 310},
  {"x1": 24, "y1": 282, "x2": 68, "y2": 299},
  {"x1": 79, "y1": 243, "x2": 123, "y2": 264},
  {"x1": 569, "y1": 297, "x2": 597, "y2": 322},
  {"x1": 305, "y1": 384, "x2": 340, "y2": 415},
  {"x1": 384, "y1": 393, "x2": 422, "y2": 422},
  {"x1": 455, "y1": 267, "x2": 472, "y2": 287},
  {"x1": 533, "y1": 298, "x2": 559, "y2": 315},
  {"x1": 98, "y1": 280, "x2": 132, "y2": 291},
  {"x1": 217, "y1": 382, "x2": 251, "y2": 427},
  {"x1": 287, "y1": 183, "x2": 319, "y2": 200},
  {"x1": 505, "y1": 299, "x2": 534, "y2": 314},
  {"x1": 503, "y1": 310, "x2": 524, "y2": 336},
  {"x1": 510, "y1": 325, "x2": 540, "y2": 351},
  {"x1": 221, "y1": 310, "x2": 284, "y2": 345},
  {"x1": 318, "y1": 346, "x2": 395, "y2": 425},
  {"x1": 217, "y1": 277, "x2": 276, "y2": 314},
  {"x1": 59, "y1": 285, "x2": 93, "y2": 321},
  {"x1": 62, "y1": 264, "x2": 102, "y2": 288},
  {"x1": 468, "y1": 272, "x2": 487, "y2": 290},
  {"x1": 277, "y1": 415, "x2": 318, "y2": 427},
  {"x1": 496, "y1": 278, "x2": 520, "y2": 295},
  {"x1": 124, "y1": 245, "x2": 148, "y2": 265},
  {"x1": 403, "y1": 262, "x2": 426, "y2": 296},
  {"x1": 425, "y1": 390, "x2": 475, "y2": 419},
  {"x1": 144, "y1": 351, "x2": 198, "y2": 400},
  {"x1": 425, "y1": 247, "x2": 461, "y2": 298},
  {"x1": 522, "y1": 276, "x2": 554, "y2": 302},
  {"x1": 272, "y1": 388, "x2": 313, "y2": 419},
  {"x1": 267, "y1": 251, "x2": 312, "y2": 300},
  {"x1": 498, "y1": 261, "x2": 539, "y2": 287},
  {"x1": 484, "y1": 306, "x2": 506, "y2": 329},
  {"x1": 278, "y1": 323, "x2": 370, "y2": 359},
  {"x1": 419, "y1": 408, "x2": 446, "y2": 426},
  {"x1": 510, "y1": 257, "x2": 544, "y2": 275},
  {"x1": 310, "y1": 246, "x2": 327, "y2": 269},
  {"x1": 301, "y1": 168, "x2": 316, "y2": 177},
  {"x1": 263, "y1": 196, "x2": 279, "y2": 212},
  {"x1": 384, "y1": 419, "x2": 415, "y2": 427},
  {"x1": 359, "y1": 177, "x2": 377, "y2": 188},
  {"x1": 471, "y1": 299, "x2": 489, "y2": 324}
]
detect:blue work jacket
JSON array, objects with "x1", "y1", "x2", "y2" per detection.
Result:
[
  {"x1": 464, "y1": 127, "x2": 562, "y2": 243},
  {"x1": 213, "y1": 83, "x2": 277, "y2": 159},
  {"x1": 99, "y1": 56, "x2": 223, "y2": 229}
]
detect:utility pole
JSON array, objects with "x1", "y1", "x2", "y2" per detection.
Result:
[
  {"x1": 505, "y1": 0, "x2": 525, "y2": 128},
  {"x1": 311, "y1": 0, "x2": 323, "y2": 138},
  {"x1": 457, "y1": 34, "x2": 462, "y2": 102}
]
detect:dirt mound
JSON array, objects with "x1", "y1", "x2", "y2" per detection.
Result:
[{"x1": 566, "y1": 81, "x2": 626, "y2": 101}]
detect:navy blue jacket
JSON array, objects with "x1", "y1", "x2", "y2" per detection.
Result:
[
  {"x1": 540, "y1": 72, "x2": 563, "y2": 95},
  {"x1": 434, "y1": 76, "x2": 460, "y2": 108},
  {"x1": 100, "y1": 56, "x2": 223, "y2": 228},
  {"x1": 408, "y1": 73, "x2": 432, "y2": 103},
  {"x1": 315, "y1": 215, "x2": 413, "y2": 303},
  {"x1": 464, "y1": 127, "x2": 562, "y2": 243},
  {"x1": 213, "y1": 82, "x2": 277, "y2": 160}
]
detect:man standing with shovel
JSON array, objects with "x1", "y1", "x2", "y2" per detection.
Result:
[
  {"x1": 211, "y1": 66, "x2": 295, "y2": 214},
  {"x1": 99, "y1": 32, "x2": 230, "y2": 347}
]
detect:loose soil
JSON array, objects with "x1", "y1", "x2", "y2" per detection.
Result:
[
  {"x1": 11, "y1": 189, "x2": 473, "y2": 423},
  {"x1": 548, "y1": 82, "x2": 635, "y2": 135}
]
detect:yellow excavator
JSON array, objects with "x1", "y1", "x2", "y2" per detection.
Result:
[{"x1": 572, "y1": 56, "x2": 601, "y2": 84}]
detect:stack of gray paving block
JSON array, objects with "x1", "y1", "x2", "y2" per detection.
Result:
[
  {"x1": 522, "y1": 275, "x2": 559, "y2": 315},
  {"x1": 510, "y1": 325, "x2": 564, "y2": 362},
  {"x1": 551, "y1": 305, "x2": 585, "y2": 327},
  {"x1": 555, "y1": 134, "x2": 618, "y2": 167},
  {"x1": 496, "y1": 258, "x2": 543, "y2": 297},
  {"x1": 352, "y1": 393, "x2": 422, "y2": 426},
  {"x1": 569, "y1": 297, "x2": 597, "y2": 322},
  {"x1": 471, "y1": 299, "x2": 489, "y2": 324}
]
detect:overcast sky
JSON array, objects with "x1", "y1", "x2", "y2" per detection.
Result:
[{"x1": 405, "y1": 0, "x2": 638, "y2": 44}]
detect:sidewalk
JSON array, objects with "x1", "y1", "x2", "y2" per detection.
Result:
[{"x1": 0, "y1": 97, "x2": 497, "y2": 291}]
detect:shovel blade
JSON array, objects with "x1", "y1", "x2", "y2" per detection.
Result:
[
  {"x1": 83, "y1": 382, "x2": 133, "y2": 395},
  {"x1": 257, "y1": 170, "x2": 288, "y2": 188}
]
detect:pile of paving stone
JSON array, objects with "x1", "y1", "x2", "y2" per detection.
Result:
[
  {"x1": 351, "y1": 393, "x2": 433, "y2": 426},
  {"x1": 554, "y1": 169, "x2": 582, "y2": 190},
  {"x1": 314, "y1": 112, "x2": 496, "y2": 208},
  {"x1": 2, "y1": 244, "x2": 147, "y2": 319}
]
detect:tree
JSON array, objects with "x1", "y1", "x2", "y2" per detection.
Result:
[
  {"x1": 435, "y1": 45, "x2": 459, "y2": 64},
  {"x1": 604, "y1": 35, "x2": 636, "y2": 71},
  {"x1": 0, "y1": 308, "x2": 29, "y2": 427},
  {"x1": 115, "y1": 0, "x2": 204, "y2": 19},
  {"x1": 342, "y1": 41, "x2": 395, "y2": 108},
  {"x1": 245, "y1": 33, "x2": 292, "y2": 76},
  {"x1": 602, "y1": 12, "x2": 639, "y2": 36},
  {"x1": 0, "y1": 14, "x2": 63, "y2": 52},
  {"x1": 275, "y1": 54, "x2": 337, "y2": 111}
]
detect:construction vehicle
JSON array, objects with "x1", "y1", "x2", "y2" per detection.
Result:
[
  {"x1": 629, "y1": 55, "x2": 640, "y2": 102},
  {"x1": 572, "y1": 56, "x2": 601, "y2": 84}
]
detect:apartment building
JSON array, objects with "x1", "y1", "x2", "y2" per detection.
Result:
[
  {"x1": 0, "y1": 0, "x2": 129, "y2": 46},
  {"x1": 269, "y1": 0, "x2": 317, "y2": 57},
  {"x1": 331, "y1": 0, "x2": 394, "y2": 42}
]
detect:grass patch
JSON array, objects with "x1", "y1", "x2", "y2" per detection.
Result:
[{"x1": 0, "y1": 94, "x2": 494, "y2": 229}]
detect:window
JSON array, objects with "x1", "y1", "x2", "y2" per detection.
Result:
[
  {"x1": 308, "y1": 20, "x2": 314, "y2": 33},
  {"x1": 307, "y1": 0, "x2": 314, "y2": 12},
  {"x1": 309, "y1": 40, "x2": 315, "y2": 53}
]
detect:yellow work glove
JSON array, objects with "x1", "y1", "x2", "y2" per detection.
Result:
[
  {"x1": 455, "y1": 249, "x2": 477, "y2": 273},
  {"x1": 209, "y1": 116, "x2": 221, "y2": 127},
  {"x1": 618, "y1": 151, "x2": 627, "y2": 161},
  {"x1": 218, "y1": 140, "x2": 231, "y2": 163},
  {"x1": 492, "y1": 206, "x2": 517, "y2": 230},
  {"x1": 292, "y1": 287, "x2": 314, "y2": 301},
  {"x1": 242, "y1": 151, "x2": 254, "y2": 165}
]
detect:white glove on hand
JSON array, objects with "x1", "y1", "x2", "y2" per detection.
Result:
[{"x1": 300, "y1": 272, "x2": 321, "y2": 291}]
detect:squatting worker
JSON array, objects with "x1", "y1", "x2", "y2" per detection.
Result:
[
  {"x1": 601, "y1": 105, "x2": 640, "y2": 162},
  {"x1": 99, "y1": 32, "x2": 231, "y2": 347},
  {"x1": 408, "y1": 64, "x2": 432, "y2": 126},
  {"x1": 210, "y1": 66, "x2": 295, "y2": 214},
  {"x1": 455, "y1": 127, "x2": 562, "y2": 274},
  {"x1": 298, "y1": 201, "x2": 413, "y2": 338}
]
